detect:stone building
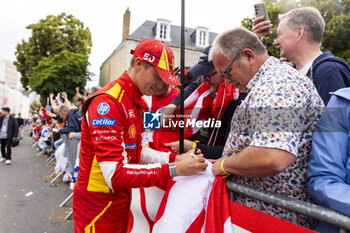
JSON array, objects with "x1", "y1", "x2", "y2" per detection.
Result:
[{"x1": 99, "y1": 8, "x2": 218, "y2": 87}]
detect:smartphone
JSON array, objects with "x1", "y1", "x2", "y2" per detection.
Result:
[{"x1": 254, "y1": 2, "x2": 270, "y2": 33}]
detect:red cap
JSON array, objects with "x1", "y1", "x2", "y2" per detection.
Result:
[{"x1": 130, "y1": 39, "x2": 181, "y2": 86}]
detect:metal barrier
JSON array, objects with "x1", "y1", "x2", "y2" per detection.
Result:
[
  {"x1": 63, "y1": 134, "x2": 80, "y2": 177},
  {"x1": 29, "y1": 128, "x2": 78, "y2": 221},
  {"x1": 61, "y1": 140, "x2": 81, "y2": 220},
  {"x1": 226, "y1": 180, "x2": 350, "y2": 233}
]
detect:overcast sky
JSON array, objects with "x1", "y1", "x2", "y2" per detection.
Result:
[{"x1": 0, "y1": 0, "x2": 260, "y2": 87}]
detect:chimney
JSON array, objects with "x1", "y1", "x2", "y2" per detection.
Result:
[{"x1": 122, "y1": 7, "x2": 130, "y2": 40}]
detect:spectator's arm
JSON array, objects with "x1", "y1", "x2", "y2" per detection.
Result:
[
  {"x1": 171, "y1": 79, "x2": 203, "y2": 106},
  {"x1": 49, "y1": 92, "x2": 55, "y2": 108},
  {"x1": 59, "y1": 118, "x2": 74, "y2": 134},
  {"x1": 52, "y1": 104, "x2": 60, "y2": 114},
  {"x1": 61, "y1": 92, "x2": 72, "y2": 108},
  {"x1": 307, "y1": 95, "x2": 350, "y2": 216},
  {"x1": 162, "y1": 79, "x2": 203, "y2": 125},
  {"x1": 53, "y1": 93, "x2": 64, "y2": 113},
  {"x1": 38, "y1": 109, "x2": 44, "y2": 117},
  {"x1": 55, "y1": 93, "x2": 61, "y2": 102},
  {"x1": 75, "y1": 87, "x2": 83, "y2": 100},
  {"x1": 212, "y1": 146, "x2": 295, "y2": 177}
]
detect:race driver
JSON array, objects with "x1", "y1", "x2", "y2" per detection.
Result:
[{"x1": 73, "y1": 38, "x2": 208, "y2": 233}]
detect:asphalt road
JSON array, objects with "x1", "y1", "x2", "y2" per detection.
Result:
[{"x1": 0, "y1": 135, "x2": 74, "y2": 233}]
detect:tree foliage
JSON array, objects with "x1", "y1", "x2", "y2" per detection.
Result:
[
  {"x1": 14, "y1": 13, "x2": 92, "y2": 89},
  {"x1": 29, "y1": 50, "x2": 90, "y2": 103},
  {"x1": 241, "y1": 0, "x2": 350, "y2": 64}
]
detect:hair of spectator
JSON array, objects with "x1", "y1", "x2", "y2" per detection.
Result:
[
  {"x1": 77, "y1": 97, "x2": 85, "y2": 103},
  {"x1": 279, "y1": 7, "x2": 325, "y2": 43},
  {"x1": 209, "y1": 27, "x2": 266, "y2": 61},
  {"x1": 1, "y1": 107, "x2": 10, "y2": 113},
  {"x1": 89, "y1": 86, "x2": 100, "y2": 95},
  {"x1": 58, "y1": 105, "x2": 70, "y2": 113}
]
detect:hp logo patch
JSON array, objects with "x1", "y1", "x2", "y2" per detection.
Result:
[
  {"x1": 97, "y1": 103, "x2": 110, "y2": 115},
  {"x1": 143, "y1": 111, "x2": 161, "y2": 129}
]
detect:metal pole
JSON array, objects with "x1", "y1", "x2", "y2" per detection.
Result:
[
  {"x1": 60, "y1": 192, "x2": 74, "y2": 207},
  {"x1": 179, "y1": 0, "x2": 185, "y2": 154},
  {"x1": 64, "y1": 210, "x2": 73, "y2": 220}
]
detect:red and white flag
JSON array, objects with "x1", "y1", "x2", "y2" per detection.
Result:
[
  {"x1": 174, "y1": 82, "x2": 214, "y2": 137},
  {"x1": 152, "y1": 162, "x2": 317, "y2": 233},
  {"x1": 152, "y1": 83, "x2": 239, "y2": 151}
]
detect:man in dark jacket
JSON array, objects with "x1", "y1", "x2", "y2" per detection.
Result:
[
  {"x1": 59, "y1": 105, "x2": 82, "y2": 134},
  {"x1": 0, "y1": 107, "x2": 18, "y2": 165}
]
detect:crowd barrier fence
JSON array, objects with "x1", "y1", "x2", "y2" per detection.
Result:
[
  {"x1": 226, "y1": 180, "x2": 350, "y2": 232},
  {"x1": 28, "y1": 127, "x2": 350, "y2": 231}
]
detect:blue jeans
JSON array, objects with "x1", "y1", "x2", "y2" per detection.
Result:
[{"x1": 54, "y1": 138, "x2": 63, "y2": 150}]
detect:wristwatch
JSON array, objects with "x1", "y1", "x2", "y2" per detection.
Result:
[{"x1": 169, "y1": 163, "x2": 177, "y2": 177}]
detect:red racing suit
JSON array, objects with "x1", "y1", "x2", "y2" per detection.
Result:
[{"x1": 73, "y1": 71, "x2": 176, "y2": 233}]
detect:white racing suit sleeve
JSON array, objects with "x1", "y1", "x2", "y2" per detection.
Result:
[{"x1": 140, "y1": 132, "x2": 171, "y2": 164}]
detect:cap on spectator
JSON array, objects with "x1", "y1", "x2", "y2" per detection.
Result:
[
  {"x1": 189, "y1": 45, "x2": 215, "y2": 76},
  {"x1": 130, "y1": 39, "x2": 181, "y2": 86}
]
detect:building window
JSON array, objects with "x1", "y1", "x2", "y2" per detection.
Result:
[
  {"x1": 156, "y1": 19, "x2": 171, "y2": 41},
  {"x1": 195, "y1": 27, "x2": 209, "y2": 48},
  {"x1": 160, "y1": 24, "x2": 167, "y2": 39},
  {"x1": 199, "y1": 31, "x2": 206, "y2": 46}
]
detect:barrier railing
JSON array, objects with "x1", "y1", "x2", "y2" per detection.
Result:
[
  {"x1": 29, "y1": 127, "x2": 79, "y2": 221},
  {"x1": 226, "y1": 180, "x2": 350, "y2": 233}
]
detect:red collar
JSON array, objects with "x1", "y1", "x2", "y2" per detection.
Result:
[
  {"x1": 117, "y1": 71, "x2": 144, "y2": 106},
  {"x1": 83, "y1": 71, "x2": 146, "y2": 114}
]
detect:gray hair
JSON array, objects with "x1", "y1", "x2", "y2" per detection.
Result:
[
  {"x1": 279, "y1": 7, "x2": 325, "y2": 43},
  {"x1": 209, "y1": 27, "x2": 266, "y2": 61},
  {"x1": 58, "y1": 105, "x2": 70, "y2": 113}
]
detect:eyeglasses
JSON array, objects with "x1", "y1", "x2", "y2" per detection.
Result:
[
  {"x1": 219, "y1": 51, "x2": 241, "y2": 78},
  {"x1": 203, "y1": 71, "x2": 217, "y2": 81}
]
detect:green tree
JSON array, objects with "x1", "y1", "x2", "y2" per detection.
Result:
[
  {"x1": 241, "y1": 0, "x2": 350, "y2": 64},
  {"x1": 14, "y1": 13, "x2": 92, "y2": 89},
  {"x1": 28, "y1": 50, "x2": 90, "y2": 104}
]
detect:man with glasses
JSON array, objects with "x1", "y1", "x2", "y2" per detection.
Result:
[
  {"x1": 163, "y1": 45, "x2": 247, "y2": 159},
  {"x1": 73, "y1": 39, "x2": 208, "y2": 233},
  {"x1": 210, "y1": 28, "x2": 324, "y2": 228}
]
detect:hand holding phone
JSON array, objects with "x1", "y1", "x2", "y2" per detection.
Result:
[
  {"x1": 252, "y1": 3, "x2": 273, "y2": 41},
  {"x1": 254, "y1": 3, "x2": 269, "y2": 24}
]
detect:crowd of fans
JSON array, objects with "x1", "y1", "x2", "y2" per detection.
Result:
[
  {"x1": 2, "y1": 6, "x2": 349, "y2": 233},
  {"x1": 26, "y1": 87, "x2": 100, "y2": 182}
]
